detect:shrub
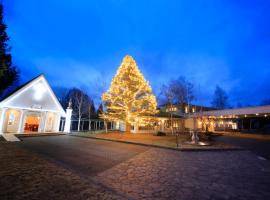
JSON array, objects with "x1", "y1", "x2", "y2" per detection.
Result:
[{"x1": 155, "y1": 131, "x2": 167, "y2": 136}]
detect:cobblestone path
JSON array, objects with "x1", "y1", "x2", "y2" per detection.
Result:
[
  {"x1": 0, "y1": 143, "x2": 125, "y2": 200},
  {"x1": 1, "y1": 136, "x2": 270, "y2": 200},
  {"x1": 96, "y1": 148, "x2": 270, "y2": 200}
]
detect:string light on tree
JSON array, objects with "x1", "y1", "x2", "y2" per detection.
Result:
[{"x1": 101, "y1": 55, "x2": 157, "y2": 132}]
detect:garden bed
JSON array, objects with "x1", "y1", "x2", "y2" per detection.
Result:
[
  {"x1": 72, "y1": 132, "x2": 239, "y2": 151},
  {"x1": 0, "y1": 135, "x2": 5, "y2": 142}
]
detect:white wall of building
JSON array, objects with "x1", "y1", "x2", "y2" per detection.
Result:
[{"x1": 0, "y1": 75, "x2": 66, "y2": 134}]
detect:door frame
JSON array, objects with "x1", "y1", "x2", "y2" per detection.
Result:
[{"x1": 23, "y1": 111, "x2": 42, "y2": 133}]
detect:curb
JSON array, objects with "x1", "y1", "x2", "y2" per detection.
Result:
[
  {"x1": 16, "y1": 133, "x2": 66, "y2": 139},
  {"x1": 70, "y1": 134, "x2": 243, "y2": 152}
]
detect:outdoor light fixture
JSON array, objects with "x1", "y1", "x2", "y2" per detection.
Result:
[
  {"x1": 256, "y1": 113, "x2": 259, "y2": 116},
  {"x1": 33, "y1": 83, "x2": 46, "y2": 101}
]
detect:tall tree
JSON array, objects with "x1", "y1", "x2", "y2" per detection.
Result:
[
  {"x1": 160, "y1": 83, "x2": 176, "y2": 133},
  {"x1": 236, "y1": 102, "x2": 244, "y2": 108},
  {"x1": 87, "y1": 98, "x2": 95, "y2": 131},
  {"x1": 66, "y1": 88, "x2": 93, "y2": 131},
  {"x1": 260, "y1": 99, "x2": 270, "y2": 106},
  {"x1": 211, "y1": 85, "x2": 229, "y2": 109},
  {"x1": 160, "y1": 76, "x2": 195, "y2": 105},
  {"x1": 0, "y1": 3, "x2": 19, "y2": 96},
  {"x1": 160, "y1": 84, "x2": 174, "y2": 106},
  {"x1": 101, "y1": 55, "x2": 157, "y2": 132},
  {"x1": 54, "y1": 86, "x2": 69, "y2": 108},
  {"x1": 171, "y1": 76, "x2": 195, "y2": 104},
  {"x1": 97, "y1": 103, "x2": 103, "y2": 118}
]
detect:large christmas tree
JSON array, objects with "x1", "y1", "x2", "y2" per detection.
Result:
[{"x1": 101, "y1": 55, "x2": 157, "y2": 131}]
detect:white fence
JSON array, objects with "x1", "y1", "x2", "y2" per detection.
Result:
[{"x1": 59, "y1": 118, "x2": 116, "y2": 132}]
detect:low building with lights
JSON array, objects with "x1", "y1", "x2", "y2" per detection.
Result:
[
  {"x1": 128, "y1": 104, "x2": 270, "y2": 134},
  {"x1": 127, "y1": 103, "x2": 214, "y2": 134},
  {"x1": 0, "y1": 75, "x2": 69, "y2": 135},
  {"x1": 188, "y1": 105, "x2": 270, "y2": 133},
  {"x1": 127, "y1": 112, "x2": 183, "y2": 134},
  {"x1": 159, "y1": 103, "x2": 215, "y2": 116}
]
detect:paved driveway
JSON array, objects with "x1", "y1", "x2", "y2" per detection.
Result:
[
  {"x1": 213, "y1": 135, "x2": 270, "y2": 159},
  {"x1": 2, "y1": 135, "x2": 269, "y2": 200},
  {"x1": 16, "y1": 135, "x2": 149, "y2": 176}
]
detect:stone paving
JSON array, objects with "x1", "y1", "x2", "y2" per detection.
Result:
[
  {"x1": 96, "y1": 148, "x2": 270, "y2": 200},
  {"x1": 0, "y1": 143, "x2": 125, "y2": 200},
  {"x1": 1, "y1": 136, "x2": 270, "y2": 200}
]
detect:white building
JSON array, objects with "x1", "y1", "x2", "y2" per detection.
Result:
[{"x1": 0, "y1": 74, "x2": 68, "y2": 134}]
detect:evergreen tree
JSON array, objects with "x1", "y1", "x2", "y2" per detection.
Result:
[
  {"x1": 101, "y1": 55, "x2": 157, "y2": 131},
  {"x1": 97, "y1": 103, "x2": 103, "y2": 118},
  {"x1": 211, "y1": 85, "x2": 229, "y2": 109},
  {"x1": 0, "y1": 3, "x2": 19, "y2": 96},
  {"x1": 260, "y1": 99, "x2": 270, "y2": 106}
]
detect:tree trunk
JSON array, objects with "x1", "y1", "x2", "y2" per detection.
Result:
[
  {"x1": 77, "y1": 117, "x2": 81, "y2": 131},
  {"x1": 170, "y1": 112, "x2": 173, "y2": 135},
  {"x1": 105, "y1": 121, "x2": 108, "y2": 133},
  {"x1": 125, "y1": 122, "x2": 131, "y2": 133}
]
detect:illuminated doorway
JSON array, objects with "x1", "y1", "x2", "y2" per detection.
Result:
[{"x1": 24, "y1": 115, "x2": 41, "y2": 132}]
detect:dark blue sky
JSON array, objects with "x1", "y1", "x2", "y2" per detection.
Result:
[{"x1": 4, "y1": 0, "x2": 270, "y2": 106}]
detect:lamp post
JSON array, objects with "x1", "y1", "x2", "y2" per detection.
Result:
[{"x1": 64, "y1": 99, "x2": 73, "y2": 133}]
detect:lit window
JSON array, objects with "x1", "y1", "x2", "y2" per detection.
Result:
[
  {"x1": 185, "y1": 106, "x2": 188, "y2": 113},
  {"x1": 192, "y1": 107, "x2": 195, "y2": 112}
]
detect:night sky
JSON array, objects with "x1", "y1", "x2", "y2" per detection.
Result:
[{"x1": 4, "y1": 0, "x2": 270, "y2": 106}]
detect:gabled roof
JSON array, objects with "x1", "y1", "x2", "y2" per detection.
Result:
[
  {"x1": 0, "y1": 74, "x2": 42, "y2": 101},
  {"x1": 0, "y1": 74, "x2": 66, "y2": 116}
]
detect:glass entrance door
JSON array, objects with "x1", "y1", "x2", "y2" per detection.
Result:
[{"x1": 24, "y1": 115, "x2": 40, "y2": 132}]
